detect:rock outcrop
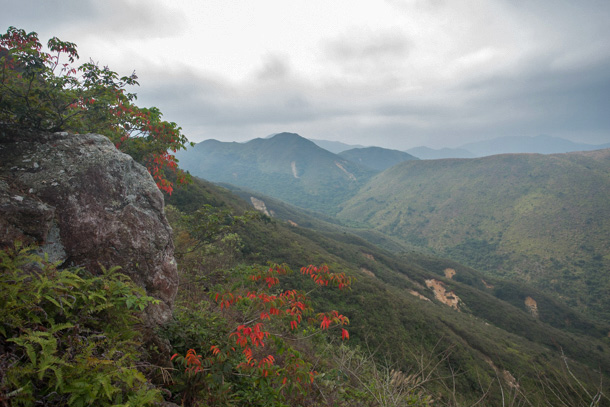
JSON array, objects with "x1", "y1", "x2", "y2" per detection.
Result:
[
  {"x1": 250, "y1": 196, "x2": 272, "y2": 217},
  {"x1": 0, "y1": 127, "x2": 177, "y2": 325},
  {"x1": 425, "y1": 278, "x2": 462, "y2": 311},
  {"x1": 524, "y1": 296, "x2": 539, "y2": 319}
]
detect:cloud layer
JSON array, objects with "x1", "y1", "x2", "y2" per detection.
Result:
[{"x1": 2, "y1": 0, "x2": 609, "y2": 148}]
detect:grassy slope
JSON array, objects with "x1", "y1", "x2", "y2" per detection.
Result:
[
  {"x1": 337, "y1": 150, "x2": 610, "y2": 321},
  {"x1": 166, "y1": 176, "x2": 610, "y2": 405}
]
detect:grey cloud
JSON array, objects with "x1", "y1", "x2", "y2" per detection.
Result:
[
  {"x1": 325, "y1": 30, "x2": 411, "y2": 61},
  {"x1": 385, "y1": 0, "x2": 447, "y2": 12},
  {"x1": 86, "y1": 0, "x2": 186, "y2": 40},
  {"x1": 4, "y1": 0, "x2": 609, "y2": 149},
  {"x1": 136, "y1": 47, "x2": 610, "y2": 147},
  {"x1": 460, "y1": 54, "x2": 610, "y2": 125},
  {"x1": 1, "y1": 1, "x2": 96, "y2": 32},
  {"x1": 321, "y1": 29, "x2": 412, "y2": 81},
  {"x1": 133, "y1": 65, "x2": 353, "y2": 141},
  {"x1": 1, "y1": 0, "x2": 186, "y2": 40},
  {"x1": 256, "y1": 55, "x2": 291, "y2": 81}
]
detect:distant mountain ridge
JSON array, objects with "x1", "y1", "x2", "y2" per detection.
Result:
[
  {"x1": 177, "y1": 131, "x2": 610, "y2": 322},
  {"x1": 308, "y1": 139, "x2": 365, "y2": 154},
  {"x1": 405, "y1": 146, "x2": 476, "y2": 159},
  {"x1": 461, "y1": 134, "x2": 610, "y2": 157},
  {"x1": 338, "y1": 146, "x2": 418, "y2": 171},
  {"x1": 405, "y1": 135, "x2": 610, "y2": 159}
]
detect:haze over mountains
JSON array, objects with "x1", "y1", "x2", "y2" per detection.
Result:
[
  {"x1": 459, "y1": 135, "x2": 610, "y2": 157},
  {"x1": 309, "y1": 134, "x2": 610, "y2": 159},
  {"x1": 338, "y1": 147, "x2": 418, "y2": 171}
]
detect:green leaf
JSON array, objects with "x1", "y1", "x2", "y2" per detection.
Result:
[{"x1": 101, "y1": 375, "x2": 115, "y2": 400}]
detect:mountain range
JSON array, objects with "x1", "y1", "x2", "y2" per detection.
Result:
[
  {"x1": 459, "y1": 134, "x2": 610, "y2": 157},
  {"x1": 338, "y1": 146, "x2": 418, "y2": 171},
  {"x1": 176, "y1": 133, "x2": 377, "y2": 214},
  {"x1": 168, "y1": 129, "x2": 610, "y2": 403},
  {"x1": 404, "y1": 146, "x2": 476, "y2": 159},
  {"x1": 177, "y1": 132, "x2": 610, "y2": 325},
  {"x1": 309, "y1": 134, "x2": 610, "y2": 159}
]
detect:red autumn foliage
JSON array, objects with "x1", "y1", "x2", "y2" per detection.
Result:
[{"x1": 174, "y1": 264, "x2": 353, "y2": 391}]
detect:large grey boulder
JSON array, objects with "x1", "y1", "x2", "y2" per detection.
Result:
[{"x1": 0, "y1": 127, "x2": 177, "y2": 325}]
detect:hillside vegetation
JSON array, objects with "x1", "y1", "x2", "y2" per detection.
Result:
[
  {"x1": 164, "y1": 175, "x2": 610, "y2": 406},
  {"x1": 338, "y1": 150, "x2": 610, "y2": 322}
]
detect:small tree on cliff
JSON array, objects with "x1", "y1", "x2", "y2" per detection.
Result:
[{"x1": 0, "y1": 26, "x2": 191, "y2": 194}]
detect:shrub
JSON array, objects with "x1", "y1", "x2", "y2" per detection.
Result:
[{"x1": 0, "y1": 243, "x2": 162, "y2": 406}]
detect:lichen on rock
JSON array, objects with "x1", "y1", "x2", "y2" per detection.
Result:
[{"x1": 0, "y1": 127, "x2": 178, "y2": 325}]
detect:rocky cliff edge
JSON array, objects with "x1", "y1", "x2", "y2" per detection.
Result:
[{"x1": 0, "y1": 127, "x2": 178, "y2": 325}]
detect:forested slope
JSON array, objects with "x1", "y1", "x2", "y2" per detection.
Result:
[{"x1": 338, "y1": 150, "x2": 610, "y2": 322}]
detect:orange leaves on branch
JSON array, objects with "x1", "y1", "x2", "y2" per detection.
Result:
[
  {"x1": 249, "y1": 264, "x2": 288, "y2": 288},
  {"x1": 342, "y1": 328, "x2": 350, "y2": 340},
  {"x1": 300, "y1": 264, "x2": 354, "y2": 290},
  {"x1": 316, "y1": 310, "x2": 350, "y2": 339},
  {"x1": 171, "y1": 349, "x2": 205, "y2": 374},
  {"x1": 112, "y1": 106, "x2": 191, "y2": 195},
  {"x1": 184, "y1": 349, "x2": 203, "y2": 373},
  {"x1": 214, "y1": 291, "x2": 237, "y2": 310},
  {"x1": 214, "y1": 264, "x2": 351, "y2": 342},
  {"x1": 320, "y1": 315, "x2": 332, "y2": 330},
  {"x1": 230, "y1": 323, "x2": 269, "y2": 348}
]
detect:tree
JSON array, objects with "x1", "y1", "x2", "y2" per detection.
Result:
[{"x1": 0, "y1": 26, "x2": 192, "y2": 194}]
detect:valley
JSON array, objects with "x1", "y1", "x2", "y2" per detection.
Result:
[
  {"x1": 337, "y1": 149, "x2": 610, "y2": 322},
  {"x1": 173, "y1": 132, "x2": 610, "y2": 404},
  {"x1": 166, "y1": 171, "x2": 610, "y2": 405},
  {"x1": 177, "y1": 133, "x2": 610, "y2": 325}
]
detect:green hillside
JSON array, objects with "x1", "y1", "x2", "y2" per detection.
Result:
[
  {"x1": 165, "y1": 175, "x2": 610, "y2": 405},
  {"x1": 338, "y1": 146, "x2": 418, "y2": 171},
  {"x1": 337, "y1": 149, "x2": 610, "y2": 322},
  {"x1": 176, "y1": 132, "x2": 376, "y2": 214}
]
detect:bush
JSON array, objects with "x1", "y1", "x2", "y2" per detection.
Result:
[{"x1": 0, "y1": 243, "x2": 162, "y2": 406}]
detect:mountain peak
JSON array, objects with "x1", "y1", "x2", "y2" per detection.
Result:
[
  {"x1": 268, "y1": 132, "x2": 316, "y2": 146},
  {"x1": 271, "y1": 132, "x2": 301, "y2": 139},
  {"x1": 175, "y1": 133, "x2": 377, "y2": 214}
]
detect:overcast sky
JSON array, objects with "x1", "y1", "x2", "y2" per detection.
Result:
[{"x1": 3, "y1": 0, "x2": 610, "y2": 149}]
